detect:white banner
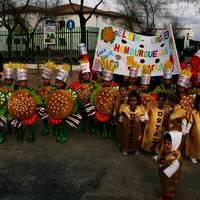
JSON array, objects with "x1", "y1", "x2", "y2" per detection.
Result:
[{"x1": 93, "y1": 26, "x2": 180, "y2": 76}]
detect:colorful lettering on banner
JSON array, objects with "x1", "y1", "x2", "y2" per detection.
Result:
[{"x1": 93, "y1": 26, "x2": 179, "y2": 76}]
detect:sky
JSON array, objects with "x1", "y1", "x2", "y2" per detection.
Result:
[{"x1": 64, "y1": 0, "x2": 200, "y2": 40}]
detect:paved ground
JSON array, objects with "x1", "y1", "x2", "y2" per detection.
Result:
[
  {"x1": 0, "y1": 126, "x2": 199, "y2": 200},
  {"x1": 0, "y1": 69, "x2": 199, "y2": 200}
]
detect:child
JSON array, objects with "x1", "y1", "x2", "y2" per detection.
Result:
[
  {"x1": 114, "y1": 84, "x2": 128, "y2": 147},
  {"x1": 119, "y1": 91, "x2": 147, "y2": 155},
  {"x1": 38, "y1": 60, "x2": 55, "y2": 136},
  {"x1": 155, "y1": 131, "x2": 183, "y2": 200},
  {"x1": 186, "y1": 94, "x2": 200, "y2": 163},
  {"x1": 142, "y1": 93, "x2": 171, "y2": 153},
  {"x1": 70, "y1": 60, "x2": 99, "y2": 134}
]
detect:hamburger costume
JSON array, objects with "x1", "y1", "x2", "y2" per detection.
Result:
[
  {"x1": 94, "y1": 58, "x2": 118, "y2": 139},
  {"x1": 48, "y1": 64, "x2": 81, "y2": 143},
  {"x1": 70, "y1": 60, "x2": 99, "y2": 134},
  {"x1": 0, "y1": 62, "x2": 15, "y2": 143},
  {"x1": 9, "y1": 63, "x2": 42, "y2": 143}
]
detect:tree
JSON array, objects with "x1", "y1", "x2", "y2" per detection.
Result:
[
  {"x1": 117, "y1": 0, "x2": 168, "y2": 34},
  {"x1": 0, "y1": 0, "x2": 30, "y2": 58},
  {"x1": 0, "y1": 0, "x2": 61, "y2": 59},
  {"x1": 19, "y1": 0, "x2": 61, "y2": 60},
  {"x1": 68, "y1": 0, "x2": 104, "y2": 43}
]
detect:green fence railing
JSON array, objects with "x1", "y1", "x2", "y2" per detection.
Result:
[{"x1": 0, "y1": 27, "x2": 99, "y2": 64}]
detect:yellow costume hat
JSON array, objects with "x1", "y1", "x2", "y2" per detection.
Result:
[
  {"x1": 163, "y1": 59, "x2": 173, "y2": 79},
  {"x1": 141, "y1": 65, "x2": 152, "y2": 85},
  {"x1": 42, "y1": 60, "x2": 56, "y2": 80},
  {"x1": 127, "y1": 56, "x2": 139, "y2": 77},
  {"x1": 3, "y1": 62, "x2": 14, "y2": 79},
  {"x1": 99, "y1": 58, "x2": 115, "y2": 81},
  {"x1": 177, "y1": 65, "x2": 192, "y2": 88}
]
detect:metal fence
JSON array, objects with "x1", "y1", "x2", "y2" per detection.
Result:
[{"x1": 0, "y1": 27, "x2": 99, "y2": 64}]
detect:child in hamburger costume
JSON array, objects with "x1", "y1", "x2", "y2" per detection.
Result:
[
  {"x1": 47, "y1": 64, "x2": 81, "y2": 143},
  {"x1": 94, "y1": 58, "x2": 118, "y2": 139},
  {"x1": 9, "y1": 64, "x2": 42, "y2": 143},
  {"x1": 0, "y1": 62, "x2": 15, "y2": 143},
  {"x1": 70, "y1": 60, "x2": 99, "y2": 134},
  {"x1": 154, "y1": 131, "x2": 183, "y2": 200},
  {"x1": 38, "y1": 60, "x2": 55, "y2": 136}
]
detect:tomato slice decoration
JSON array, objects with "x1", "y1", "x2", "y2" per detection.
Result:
[{"x1": 95, "y1": 111, "x2": 112, "y2": 122}]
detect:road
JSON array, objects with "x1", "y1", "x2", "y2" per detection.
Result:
[{"x1": 0, "y1": 126, "x2": 199, "y2": 200}]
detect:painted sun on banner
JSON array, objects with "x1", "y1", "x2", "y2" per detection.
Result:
[{"x1": 93, "y1": 26, "x2": 180, "y2": 76}]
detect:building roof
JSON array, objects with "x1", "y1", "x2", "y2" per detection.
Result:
[{"x1": 47, "y1": 3, "x2": 126, "y2": 18}]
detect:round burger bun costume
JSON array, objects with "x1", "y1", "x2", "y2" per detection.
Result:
[
  {"x1": 94, "y1": 58, "x2": 118, "y2": 139},
  {"x1": 0, "y1": 62, "x2": 15, "y2": 143}
]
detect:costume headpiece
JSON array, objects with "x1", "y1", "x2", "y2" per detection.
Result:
[
  {"x1": 163, "y1": 58, "x2": 173, "y2": 79},
  {"x1": 177, "y1": 64, "x2": 192, "y2": 88},
  {"x1": 80, "y1": 60, "x2": 90, "y2": 73},
  {"x1": 127, "y1": 56, "x2": 139, "y2": 77},
  {"x1": 3, "y1": 62, "x2": 14, "y2": 79},
  {"x1": 42, "y1": 60, "x2": 56, "y2": 80},
  {"x1": 55, "y1": 64, "x2": 70, "y2": 82},
  {"x1": 15, "y1": 63, "x2": 27, "y2": 81},
  {"x1": 141, "y1": 65, "x2": 152, "y2": 85},
  {"x1": 99, "y1": 58, "x2": 116, "y2": 81}
]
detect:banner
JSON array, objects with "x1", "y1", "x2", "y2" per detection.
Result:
[
  {"x1": 44, "y1": 18, "x2": 56, "y2": 45},
  {"x1": 168, "y1": 24, "x2": 181, "y2": 74},
  {"x1": 93, "y1": 26, "x2": 180, "y2": 76}
]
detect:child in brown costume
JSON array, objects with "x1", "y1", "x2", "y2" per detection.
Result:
[
  {"x1": 119, "y1": 92, "x2": 147, "y2": 155},
  {"x1": 155, "y1": 131, "x2": 183, "y2": 200}
]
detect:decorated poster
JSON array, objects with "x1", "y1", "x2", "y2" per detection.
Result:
[
  {"x1": 93, "y1": 26, "x2": 180, "y2": 76},
  {"x1": 44, "y1": 18, "x2": 56, "y2": 45}
]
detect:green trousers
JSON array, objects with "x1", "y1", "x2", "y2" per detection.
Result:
[{"x1": 53, "y1": 121, "x2": 69, "y2": 143}]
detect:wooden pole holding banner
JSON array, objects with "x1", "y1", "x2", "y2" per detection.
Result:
[{"x1": 168, "y1": 23, "x2": 181, "y2": 74}]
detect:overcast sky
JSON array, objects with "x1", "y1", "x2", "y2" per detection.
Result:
[{"x1": 63, "y1": 0, "x2": 200, "y2": 40}]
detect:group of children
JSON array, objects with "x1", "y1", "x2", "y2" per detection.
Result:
[{"x1": 0, "y1": 44, "x2": 199, "y2": 200}]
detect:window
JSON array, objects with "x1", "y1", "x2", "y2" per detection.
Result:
[{"x1": 58, "y1": 20, "x2": 65, "y2": 30}]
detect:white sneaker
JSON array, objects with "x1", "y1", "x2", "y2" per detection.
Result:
[
  {"x1": 190, "y1": 157, "x2": 198, "y2": 164},
  {"x1": 123, "y1": 152, "x2": 128, "y2": 156},
  {"x1": 134, "y1": 150, "x2": 140, "y2": 155}
]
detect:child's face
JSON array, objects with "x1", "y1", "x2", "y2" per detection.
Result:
[
  {"x1": 55, "y1": 79, "x2": 65, "y2": 88},
  {"x1": 19, "y1": 80, "x2": 27, "y2": 87},
  {"x1": 82, "y1": 72, "x2": 91, "y2": 81},
  {"x1": 4, "y1": 79, "x2": 13, "y2": 85},
  {"x1": 157, "y1": 97, "x2": 166, "y2": 107},
  {"x1": 119, "y1": 87, "x2": 127, "y2": 98},
  {"x1": 129, "y1": 96, "x2": 138, "y2": 108},
  {"x1": 43, "y1": 78, "x2": 50, "y2": 86},
  {"x1": 163, "y1": 139, "x2": 172, "y2": 153},
  {"x1": 129, "y1": 77, "x2": 137, "y2": 84}
]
